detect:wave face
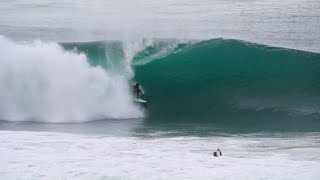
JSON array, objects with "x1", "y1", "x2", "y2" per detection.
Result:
[
  {"x1": 133, "y1": 39, "x2": 320, "y2": 131},
  {"x1": 1, "y1": 36, "x2": 320, "y2": 131},
  {"x1": 0, "y1": 36, "x2": 143, "y2": 123}
]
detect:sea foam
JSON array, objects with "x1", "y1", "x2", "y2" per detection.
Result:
[{"x1": 0, "y1": 36, "x2": 143, "y2": 122}]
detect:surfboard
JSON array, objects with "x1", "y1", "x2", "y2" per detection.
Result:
[{"x1": 134, "y1": 98, "x2": 147, "y2": 103}]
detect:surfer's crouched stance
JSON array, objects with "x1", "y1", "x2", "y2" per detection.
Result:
[
  {"x1": 213, "y1": 149, "x2": 222, "y2": 157},
  {"x1": 134, "y1": 83, "x2": 143, "y2": 98}
]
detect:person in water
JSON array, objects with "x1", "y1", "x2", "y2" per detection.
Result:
[
  {"x1": 213, "y1": 149, "x2": 222, "y2": 157},
  {"x1": 134, "y1": 83, "x2": 143, "y2": 98}
]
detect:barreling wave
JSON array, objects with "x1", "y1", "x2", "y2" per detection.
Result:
[
  {"x1": 61, "y1": 38, "x2": 320, "y2": 131},
  {"x1": 1, "y1": 35, "x2": 320, "y2": 131},
  {"x1": 131, "y1": 39, "x2": 320, "y2": 131}
]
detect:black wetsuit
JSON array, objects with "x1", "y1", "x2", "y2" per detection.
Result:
[
  {"x1": 213, "y1": 150, "x2": 222, "y2": 157},
  {"x1": 134, "y1": 84, "x2": 142, "y2": 98}
]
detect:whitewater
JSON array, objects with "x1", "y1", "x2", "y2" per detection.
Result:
[
  {"x1": 1, "y1": 0, "x2": 320, "y2": 179},
  {"x1": 1, "y1": 130, "x2": 320, "y2": 179},
  {"x1": 0, "y1": 36, "x2": 143, "y2": 122}
]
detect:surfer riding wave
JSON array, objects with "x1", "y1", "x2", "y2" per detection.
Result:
[{"x1": 133, "y1": 83, "x2": 143, "y2": 98}]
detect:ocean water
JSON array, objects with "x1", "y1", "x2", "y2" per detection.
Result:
[{"x1": 0, "y1": 0, "x2": 320, "y2": 179}]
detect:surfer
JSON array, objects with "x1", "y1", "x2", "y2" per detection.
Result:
[
  {"x1": 134, "y1": 83, "x2": 143, "y2": 98},
  {"x1": 213, "y1": 149, "x2": 222, "y2": 157}
]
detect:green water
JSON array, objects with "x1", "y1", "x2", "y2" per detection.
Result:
[{"x1": 62, "y1": 39, "x2": 320, "y2": 132}]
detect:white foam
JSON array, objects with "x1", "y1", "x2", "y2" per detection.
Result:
[
  {"x1": 1, "y1": 131, "x2": 320, "y2": 179},
  {"x1": 0, "y1": 36, "x2": 143, "y2": 122}
]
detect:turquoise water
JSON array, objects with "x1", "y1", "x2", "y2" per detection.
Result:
[
  {"x1": 60, "y1": 39, "x2": 320, "y2": 132},
  {"x1": 1, "y1": 0, "x2": 320, "y2": 178}
]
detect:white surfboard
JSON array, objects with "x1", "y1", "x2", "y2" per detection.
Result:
[{"x1": 134, "y1": 98, "x2": 147, "y2": 103}]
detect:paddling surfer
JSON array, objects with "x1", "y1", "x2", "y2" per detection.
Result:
[{"x1": 213, "y1": 149, "x2": 222, "y2": 157}]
